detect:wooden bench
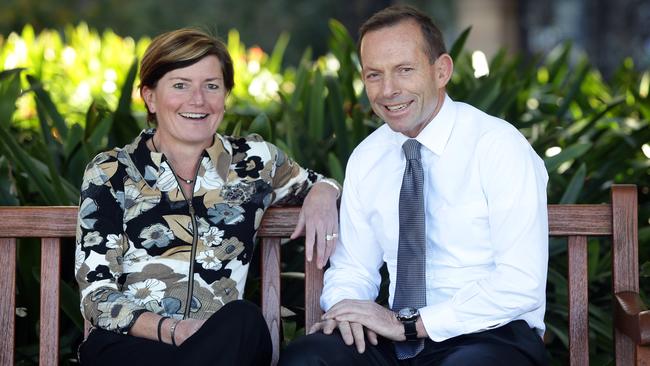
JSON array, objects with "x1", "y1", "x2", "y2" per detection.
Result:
[{"x1": 0, "y1": 184, "x2": 648, "y2": 365}]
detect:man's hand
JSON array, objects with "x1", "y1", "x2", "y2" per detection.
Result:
[
  {"x1": 322, "y1": 300, "x2": 405, "y2": 341},
  {"x1": 290, "y1": 181, "x2": 339, "y2": 269},
  {"x1": 309, "y1": 319, "x2": 379, "y2": 353}
]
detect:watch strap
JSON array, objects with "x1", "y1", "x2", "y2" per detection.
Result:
[{"x1": 403, "y1": 319, "x2": 418, "y2": 341}]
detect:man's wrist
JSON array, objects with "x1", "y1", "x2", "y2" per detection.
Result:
[{"x1": 396, "y1": 307, "x2": 420, "y2": 341}]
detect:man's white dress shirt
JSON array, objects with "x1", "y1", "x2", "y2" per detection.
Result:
[{"x1": 321, "y1": 95, "x2": 549, "y2": 342}]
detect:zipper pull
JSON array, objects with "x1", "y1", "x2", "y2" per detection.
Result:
[{"x1": 188, "y1": 201, "x2": 195, "y2": 216}]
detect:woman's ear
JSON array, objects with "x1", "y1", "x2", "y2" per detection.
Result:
[{"x1": 141, "y1": 86, "x2": 156, "y2": 114}]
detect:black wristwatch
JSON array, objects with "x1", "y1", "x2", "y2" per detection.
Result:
[{"x1": 396, "y1": 307, "x2": 420, "y2": 341}]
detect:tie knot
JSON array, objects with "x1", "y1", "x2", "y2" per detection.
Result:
[{"x1": 402, "y1": 139, "x2": 421, "y2": 161}]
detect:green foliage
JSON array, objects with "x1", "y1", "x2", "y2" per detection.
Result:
[{"x1": 1, "y1": 21, "x2": 649, "y2": 365}]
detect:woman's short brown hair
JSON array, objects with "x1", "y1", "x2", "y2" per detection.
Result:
[{"x1": 139, "y1": 28, "x2": 234, "y2": 124}]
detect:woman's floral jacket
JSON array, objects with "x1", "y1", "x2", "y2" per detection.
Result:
[{"x1": 75, "y1": 129, "x2": 332, "y2": 334}]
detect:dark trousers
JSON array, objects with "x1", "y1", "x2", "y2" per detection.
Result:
[
  {"x1": 279, "y1": 320, "x2": 548, "y2": 366},
  {"x1": 79, "y1": 300, "x2": 272, "y2": 366}
]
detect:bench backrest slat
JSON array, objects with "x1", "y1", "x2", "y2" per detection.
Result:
[
  {"x1": 0, "y1": 238, "x2": 16, "y2": 366},
  {"x1": 261, "y1": 237, "x2": 282, "y2": 365},
  {"x1": 40, "y1": 238, "x2": 61, "y2": 366},
  {"x1": 567, "y1": 235, "x2": 589, "y2": 366},
  {"x1": 612, "y1": 185, "x2": 639, "y2": 364},
  {"x1": 0, "y1": 206, "x2": 77, "y2": 237}
]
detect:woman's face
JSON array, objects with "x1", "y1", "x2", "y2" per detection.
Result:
[{"x1": 142, "y1": 55, "x2": 226, "y2": 148}]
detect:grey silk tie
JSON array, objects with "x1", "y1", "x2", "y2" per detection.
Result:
[{"x1": 393, "y1": 139, "x2": 426, "y2": 359}]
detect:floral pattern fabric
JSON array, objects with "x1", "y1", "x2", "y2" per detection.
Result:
[{"x1": 75, "y1": 129, "x2": 335, "y2": 334}]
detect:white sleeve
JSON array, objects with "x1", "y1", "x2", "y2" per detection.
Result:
[
  {"x1": 320, "y1": 153, "x2": 385, "y2": 310},
  {"x1": 420, "y1": 129, "x2": 549, "y2": 341}
]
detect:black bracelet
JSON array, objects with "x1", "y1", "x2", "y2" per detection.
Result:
[{"x1": 157, "y1": 316, "x2": 169, "y2": 342}]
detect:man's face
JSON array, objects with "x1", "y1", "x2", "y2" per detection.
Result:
[{"x1": 360, "y1": 20, "x2": 450, "y2": 138}]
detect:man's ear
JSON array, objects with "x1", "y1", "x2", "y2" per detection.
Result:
[
  {"x1": 141, "y1": 86, "x2": 156, "y2": 114},
  {"x1": 435, "y1": 54, "x2": 454, "y2": 88}
]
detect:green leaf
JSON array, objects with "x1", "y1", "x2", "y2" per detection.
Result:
[
  {"x1": 307, "y1": 69, "x2": 325, "y2": 140},
  {"x1": 0, "y1": 157, "x2": 19, "y2": 205},
  {"x1": 27, "y1": 74, "x2": 69, "y2": 141},
  {"x1": 449, "y1": 27, "x2": 471, "y2": 61},
  {"x1": 588, "y1": 303, "x2": 614, "y2": 340},
  {"x1": 545, "y1": 322, "x2": 569, "y2": 348},
  {"x1": 232, "y1": 120, "x2": 242, "y2": 137},
  {"x1": 289, "y1": 53, "x2": 311, "y2": 109},
  {"x1": 547, "y1": 43, "x2": 572, "y2": 86},
  {"x1": 640, "y1": 259, "x2": 650, "y2": 277},
  {"x1": 544, "y1": 143, "x2": 592, "y2": 173},
  {"x1": 546, "y1": 266, "x2": 568, "y2": 294},
  {"x1": 0, "y1": 68, "x2": 23, "y2": 128},
  {"x1": 329, "y1": 19, "x2": 352, "y2": 44},
  {"x1": 268, "y1": 33, "x2": 290, "y2": 74},
  {"x1": 555, "y1": 58, "x2": 591, "y2": 120},
  {"x1": 33, "y1": 93, "x2": 59, "y2": 155},
  {"x1": 0, "y1": 124, "x2": 59, "y2": 204},
  {"x1": 249, "y1": 113, "x2": 272, "y2": 140},
  {"x1": 88, "y1": 114, "x2": 113, "y2": 153},
  {"x1": 60, "y1": 278, "x2": 84, "y2": 330},
  {"x1": 587, "y1": 239, "x2": 601, "y2": 279},
  {"x1": 111, "y1": 58, "x2": 141, "y2": 147},
  {"x1": 64, "y1": 123, "x2": 84, "y2": 159},
  {"x1": 325, "y1": 76, "x2": 350, "y2": 164},
  {"x1": 466, "y1": 77, "x2": 502, "y2": 112},
  {"x1": 559, "y1": 163, "x2": 586, "y2": 204},
  {"x1": 31, "y1": 141, "x2": 71, "y2": 205},
  {"x1": 327, "y1": 153, "x2": 344, "y2": 183}
]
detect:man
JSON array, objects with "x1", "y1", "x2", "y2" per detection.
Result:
[{"x1": 280, "y1": 5, "x2": 548, "y2": 365}]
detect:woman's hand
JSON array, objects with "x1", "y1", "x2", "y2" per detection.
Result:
[
  {"x1": 291, "y1": 181, "x2": 340, "y2": 269},
  {"x1": 170, "y1": 318, "x2": 206, "y2": 346}
]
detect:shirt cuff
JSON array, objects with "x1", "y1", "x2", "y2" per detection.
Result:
[{"x1": 419, "y1": 302, "x2": 463, "y2": 342}]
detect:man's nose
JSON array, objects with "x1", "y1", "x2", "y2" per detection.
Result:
[{"x1": 381, "y1": 75, "x2": 400, "y2": 98}]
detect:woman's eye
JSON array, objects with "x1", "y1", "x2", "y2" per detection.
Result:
[
  {"x1": 172, "y1": 83, "x2": 186, "y2": 89},
  {"x1": 207, "y1": 83, "x2": 219, "y2": 90}
]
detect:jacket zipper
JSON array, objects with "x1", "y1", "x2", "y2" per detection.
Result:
[
  {"x1": 166, "y1": 157, "x2": 202, "y2": 319},
  {"x1": 183, "y1": 202, "x2": 198, "y2": 319}
]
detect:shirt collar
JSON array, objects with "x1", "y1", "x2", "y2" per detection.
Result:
[
  {"x1": 128, "y1": 129, "x2": 231, "y2": 186},
  {"x1": 206, "y1": 134, "x2": 232, "y2": 182},
  {"x1": 392, "y1": 93, "x2": 457, "y2": 157}
]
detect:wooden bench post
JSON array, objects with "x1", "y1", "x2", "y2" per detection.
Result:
[{"x1": 612, "y1": 185, "x2": 640, "y2": 364}]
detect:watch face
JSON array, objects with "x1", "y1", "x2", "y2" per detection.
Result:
[{"x1": 397, "y1": 307, "x2": 419, "y2": 320}]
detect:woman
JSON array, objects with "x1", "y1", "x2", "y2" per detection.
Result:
[{"x1": 75, "y1": 28, "x2": 341, "y2": 365}]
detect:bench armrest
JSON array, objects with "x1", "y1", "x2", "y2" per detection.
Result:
[{"x1": 614, "y1": 291, "x2": 650, "y2": 345}]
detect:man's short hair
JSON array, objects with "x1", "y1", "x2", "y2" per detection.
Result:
[{"x1": 358, "y1": 5, "x2": 447, "y2": 64}]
